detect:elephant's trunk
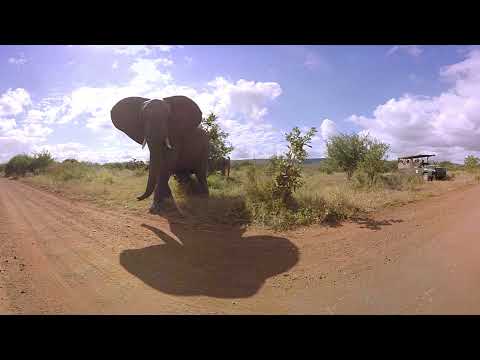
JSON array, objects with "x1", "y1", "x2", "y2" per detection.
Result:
[{"x1": 137, "y1": 145, "x2": 161, "y2": 201}]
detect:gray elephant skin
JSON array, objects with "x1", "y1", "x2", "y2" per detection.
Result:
[{"x1": 110, "y1": 95, "x2": 209, "y2": 213}]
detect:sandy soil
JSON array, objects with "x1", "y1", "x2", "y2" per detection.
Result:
[{"x1": 1, "y1": 177, "x2": 479, "y2": 314}]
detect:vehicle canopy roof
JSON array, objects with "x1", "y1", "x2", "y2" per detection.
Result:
[{"x1": 398, "y1": 154, "x2": 435, "y2": 160}]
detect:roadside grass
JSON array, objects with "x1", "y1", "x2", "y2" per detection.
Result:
[{"x1": 21, "y1": 161, "x2": 479, "y2": 230}]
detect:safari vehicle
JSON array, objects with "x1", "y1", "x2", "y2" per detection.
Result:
[{"x1": 397, "y1": 154, "x2": 447, "y2": 181}]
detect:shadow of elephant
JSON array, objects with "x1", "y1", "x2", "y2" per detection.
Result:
[{"x1": 119, "y1": 222, "x2": 299, "y2": 299}]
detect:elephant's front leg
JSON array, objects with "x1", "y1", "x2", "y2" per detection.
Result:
[
  {"x1": 195, "y1": 171, "x2": 209, "y2": 197},
  {"x1": 150, "y1": 173, "x2": 173, "y2": 213}
]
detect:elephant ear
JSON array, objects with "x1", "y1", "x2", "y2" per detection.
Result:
[
  {"x1": 163, "y1": 95, "x2": 203, "y2": 138},
  {"x1": 111, "y1": 96, "x2": 150, "y2": 145}
]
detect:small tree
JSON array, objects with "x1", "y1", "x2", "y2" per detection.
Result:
[
  {"x1": 31, "y1": 150, "x2": 54, "y2": 173},
  {"x1": 201, "y1": 113, "x2": 234, "y2": 161},
  {"x1": 271, "y1": 127, "x2": 317, "y2": 205},
  {"x1": 464, "y1": 155, "x2": 479, "y2": 172},
  {"x1": 326, "y1": 133, "x2": 369, "y2": 179},
  {"x1": 359, "y1": 138, "x2": 390, "y2": 186}
]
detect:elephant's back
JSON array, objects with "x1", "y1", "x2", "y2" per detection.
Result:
[{"x1": 111, "y1": 97, "x2": 150, "y2": 144}]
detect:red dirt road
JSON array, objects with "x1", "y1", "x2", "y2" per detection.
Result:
[{"x1": 1, "y1": 177, "x2": 480, "y2": 314}]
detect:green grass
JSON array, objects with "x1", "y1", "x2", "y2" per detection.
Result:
[{"x1": 20, "y1": 161, "x2": 480, "y2": 231}]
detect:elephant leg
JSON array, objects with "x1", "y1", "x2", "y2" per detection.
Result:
[
  {"x1": 174, "y1": 171, "x2": 192, "y2": 185},
  {"x1": 195, "y1": 170, "x2": 209, "y2": 196},
  {"x1": 150, "y1": 173, "x2": 173, "y2": 213}
]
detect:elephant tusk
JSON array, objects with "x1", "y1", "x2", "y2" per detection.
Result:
[{"x1": 165, "y1": 137, "x2": 173, "y2": 150}]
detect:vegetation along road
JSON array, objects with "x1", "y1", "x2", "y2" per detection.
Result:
[{"x1": 1, "y1": 176, "x2": 480, "y2": 314}]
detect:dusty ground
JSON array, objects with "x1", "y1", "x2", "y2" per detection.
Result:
[{"x1": 1, "y1": 177, "x2": 480, "y2": 314}]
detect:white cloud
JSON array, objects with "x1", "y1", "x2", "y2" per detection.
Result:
[
  {"x1": 152, "y1": 45, "x2": 175, "y2": 52},
  {"x1": 204, "y1": 77, "x2": 282, "y2": 121},
  {"x1": 0, "y1": 88, "x2": 56, "y2": 163},
  {"x1": 1, "y1": 52, "x2": 287, "y2": 163},
  {"x1": 0, "y1": 121, "x2": 53, "y2": 163},
  {"x1": 112, "y1": 61, "x2": 119, "y2": 70},
  {"x1": 24, "y1": 109, "x2": 45, "y2": 123},
  {"x1": 350, "y1": 49, "x2": 480, "y2": 162},
  {"x1": 87, "y1": 45, "x2": 178, "y2": 56},
  {"x1": 320, "y1": 119, "x2": 338, "y2": 140},
  {"x1": 0, "y1": 88, "x2": 32, "y2": 117},
  {"x1": 387, "y1": 45, "x2": 423, "y2": 57},
  {"x1": 128, "y1": 58, "x2": 173, "y2": 89},
  {"x1": 8, "y1": 54, "x2": 27, "y2": 65},
  {"x1": 0, "y1": 118, "x2": 17, "y2": 132}
]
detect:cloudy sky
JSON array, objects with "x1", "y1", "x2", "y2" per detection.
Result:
[{"x1": 1, "y1": 45, "x2": 480, "y2": 163}]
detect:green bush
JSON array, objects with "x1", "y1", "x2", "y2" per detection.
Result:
[
  {"x1": 351, "y1": 170, "x2": 370, "y2": 189},
  {"x1": 4, "y1": 151, "x2": 55, "y2": 177},
  {"x1": 242, "y1": 127, "x2": 330, "y2": 230},
  {"x1": 326, "y1": 133, "x2": 369, "y2": 179},
  {"x1": 323, "y1": 188, "x2": 361, "y2": 222},
  {"x1": 318, "y1": 158, "x2": 337, "y2": 174},
  {"x1": 201, "y1": 113, "x2": 234, "y2": 161},
  {"x1": 31, "y1": 150, "x2": 55, "y2": 174},
  {"x1": 465, "y1": 155, "x2": 479, "y2": 173},
  {"x1": 383, "y1": 160, "x2": 398, "y2": 173},
  {"x1": 379, "y1": 172, "x2": 424, "y2": 191},
  {"x1": 47, "y1": 162, "x2": 93, "y2": 182},
  {"x1": 326, "y1": 133, "x2": 390, "y2": 182},
  {"x1": 358, "y1": 139, "x2": 390, "y2": 186},
  {"x1": 5, "y1": 154, "x2": 34, "y2": 177},
  {"x1": 103, "y1": 159, "x2": 147, "y2": 171}
]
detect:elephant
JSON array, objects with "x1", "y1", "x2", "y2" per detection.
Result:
[
  {"x1": 110, "y1": 95, "x2": 209, "y2": 213},
  {"x1": 208, "y1": 156, "x2": 231, "y2": 177}
]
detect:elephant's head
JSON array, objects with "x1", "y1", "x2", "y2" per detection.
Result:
[{"x1": 110, "y1": 95, "x2": 202, "y2": 201}]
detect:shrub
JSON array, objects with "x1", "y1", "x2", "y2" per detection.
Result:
[
  {"x1": 358, "y1": 139, "x2": 390, "y2": 186},
  {"x1": 351, "y1": 170, "x2": 370, "y2": 190},
  {"x1": 243, "y1": 127, "x2": 324, "y2": 230},
  {"x1": 323, "y1": 187, "x2": 361, "y2": 222},
  {"x1": 326, "y1": 133, "x2": 390, "y2": 184},
  {"x1": 31, "y1": 150, "x2": 55, "y2": 174},
  {"x1": 378, "y1": 172, "x2": 424, "y2": 191},
  {"x1": 318, "y1": 158, "x2": 337, "y2": 174},
  {"x1": 271, "y1": 127, "x2": 317, "y2": 205},
  {"x1": 464, "y1": 155, "x2": 479, "y2": 173},
  {"x1": 326, "y1": 133, "x2": 369, "y2": 179},
  {"x1": 383, "y1": 160, "x2": 398, "y2": 173},
  {"x1": 201, "y1": 112, "x2": 234, "y2": 162},
  {"x1": 47, "y1": 162, "x2": 93, "y2": 182},
  {"x1": 5, "y1": 154, "x2": 34, "y2": 177}
]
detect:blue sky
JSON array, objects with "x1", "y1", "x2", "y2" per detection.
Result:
[{"x1": 1, "y1": 45, "x2": 480, "y2": 163}]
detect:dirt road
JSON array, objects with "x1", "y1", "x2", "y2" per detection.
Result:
[{"x1": 1, "y1": 177, "x2": 480, "y2": 314}]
